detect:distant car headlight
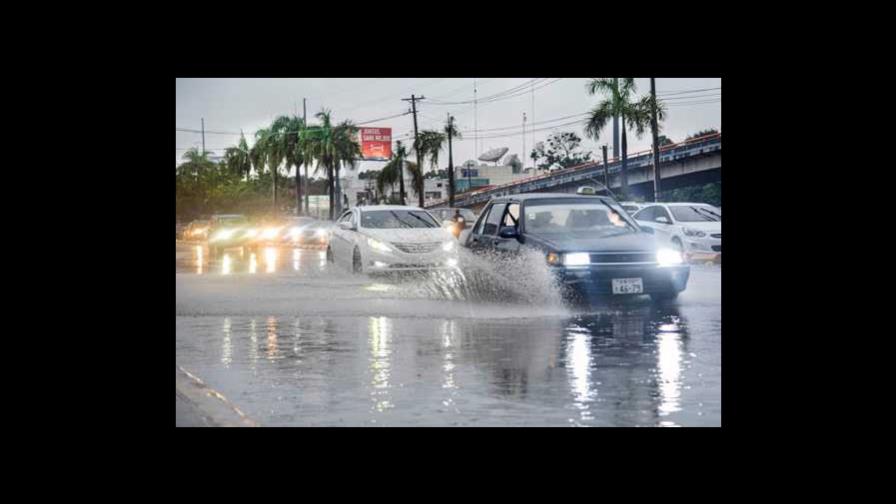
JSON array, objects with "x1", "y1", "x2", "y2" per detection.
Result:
[
  {"x1": 212, "y1": 229, "x2": 235, "y2": 241},
  {"x1": 243, "y1": 228, "x2": 259, "y2": 239},
  {"x1": 442, "y1": 240, "x2": 455, "y2": 252},
  {"x1": 682, "y1": 227, "x2": 706, "y2": 238},
  {"x1": 261, "y1": 227, "x2": 282, "y2": 240},
  {"x1": 657, "y1": 248, "x2": 683, "y2": 266},
  {"x1": 563, "y1": 252, "x2": 590, "y2": 266},
  {"x1": 367, "y1": 237, "x2": 392, "y2": 253},
  {"x1": 546, "y1": 252, "x2": 561, "y2": 265}
]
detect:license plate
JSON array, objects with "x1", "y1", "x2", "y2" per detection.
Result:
[{"x1": 612, "y1": 277, "x2": 643, "y2": 294}]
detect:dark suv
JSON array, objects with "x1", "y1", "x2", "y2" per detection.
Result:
[{"x1": 462, "y1": 193, "x2": 689, "y2": 301}]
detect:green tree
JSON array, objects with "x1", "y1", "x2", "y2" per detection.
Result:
[
  {"x1": 223, "y1": 133, "x2": 251, "y2": 181},
  {"x1": 657, "y1": 135, "x2": 674, "y2": 147},
  {"x1": 333, "y1": 119, "x2": 362, "y2": 215},
  {"x1": 686, "y1": 128, "x2": 719, "y2": 141},
  {"x1": 584, "y1": 78, "x2": 666, "y2": 198},
  {"x1": 412, "y1": 129, "x2": 447, "y2": 207},
  {"x1": 529, "y1": 131, "x2": 593, "y2": 171}
]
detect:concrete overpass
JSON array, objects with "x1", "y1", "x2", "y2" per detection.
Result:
[{"x1": 426, "y1": 133, "x2": 721, "y2": 212}]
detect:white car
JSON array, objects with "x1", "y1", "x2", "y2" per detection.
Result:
[
  {"x1": 632, "y1": 202, "x2": 721, "y2": 256},
  {"x1": 619, "y1": 201, "x2": 644, "y2": 215},
  {"x1": 328, "y1": 205, "x2": 459, "y2": 274}
]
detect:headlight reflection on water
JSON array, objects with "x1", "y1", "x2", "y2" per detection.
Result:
[
  {"x1": 265, "y1": 247, "x2": 277, "y2": 273},
  {"x1": 368, "y1": 316, "x2": 394, "y2": 416}
]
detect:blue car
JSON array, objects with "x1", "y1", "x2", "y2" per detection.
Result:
[{"x1": 462, "y1": 192, "x2": 690, "y2": 302}]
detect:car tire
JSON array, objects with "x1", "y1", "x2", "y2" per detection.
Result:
[
  {"x1": 352, "y1": 247, "x2": 363, "y2": 274},
  {"x1": 671, "y1": 237, "x2": 684, "y2": 253}
]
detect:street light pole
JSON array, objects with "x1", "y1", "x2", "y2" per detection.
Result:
[
  {"x1": 447, "y1": 114, "x2": 455, "y2": 208},
  {"x1": 650, "y1": 78, "x2": 662, "y2": 202}
]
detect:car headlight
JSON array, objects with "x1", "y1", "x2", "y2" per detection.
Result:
[
  {"x1": 563, "y1": 252, "x2": 590, "y2": 266},
  {"x1": 657, "y1": 248, "x2": 683, "y2": 266},
  {"x1": 367, "y1": 237, "x2": 392, "y2": 253},
  {"x1": 682, "y1": 227, "x2": 706, "y2": 238},
  {"x1": 261, "y1": 227, "x2": 282, "y2": 240},
  {"x1": 315, "y1": 228, "x2": 327, "y2": 237},
  {"x1": 442, "y1": 240, "x2": 455, "y2": 252},
  {"x1": 546, "y1": 252, "x2": 561, "y2": 265},
  {"x1": 212, "y1": 229, "x2": 235, "y2": 241},
  {"x1": 243, "y1": 228, "x2": 259, "y2": 239}
]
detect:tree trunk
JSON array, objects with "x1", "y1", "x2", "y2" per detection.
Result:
[
  {"x1": 327, "y1": 163, "x2": 335, "y2": 220},
  {"x1": 448, "y1": 132, "x2": 455, "y2": 207},
  {"x1": 295, "y1": 163, "x2": 303, "y2": 216},
  {"x1": 398, "y1": 158, "x2": 406, "y2": 205},
  {"x1": 272, "y1": 164, "x2": 278, "y2": 214},
  {"x1": 304, "y1": 165, "x2": 310, "y2": 214},
  {"x1": 334, "y1": 164, "x2": 342, "y2": 216},
  {"x1": 621, "y1": 117, "x2": 628, "y2": 199}
]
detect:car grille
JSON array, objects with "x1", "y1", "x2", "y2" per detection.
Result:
[
  {"x1": 391, "y1": 242, "x2": 441, "y2": 254},
  {"x1": 589, "y1": 252, "x2": 656, "y2": 264},
  {"x1": 711, "y1": 245, "x2": 721, "y2": 252},
  {"x1": 711, "y1": 233, "x2": 722, "y2": 239}
]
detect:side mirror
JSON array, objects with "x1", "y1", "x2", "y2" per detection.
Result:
[
  {"x1": 498, "y1": 226, "x2": 518, "y2": 239},
  {"x1": 641, "y1": 226, "x2": 654, "y2": 234},
  {"x1": 656, "y1": 216, "x2": 671, "y2": 224},
  {"x1": 338, "y1": 221, "x2": 355, "y2": 231}
]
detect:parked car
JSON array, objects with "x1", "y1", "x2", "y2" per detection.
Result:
[
  {"x1": 183, "y1": 219, "x2": 210, "y2": 241},
  {"x1": 430, "y1": 207, "x2": 477, "y2": 239},
  {"x1": 462, "y1": 193, "x2": 689, "y2": 301},
  {"x1": 619, "y1": 202, "x2": 644, "y2": 215},
  {"x1": 328, "y1": 206, "x2": 458, "y2": 274},
  {"x1": 631, "y1": 202, "x2": 721, "y2": 257},
  {"x1": 280, "y1": 216, "x2": 329, "y2": 249},
  {"x1": 207, "y1": 214, "x2": 251, "y2": 256}
]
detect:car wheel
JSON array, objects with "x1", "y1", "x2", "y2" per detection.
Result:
[
  {"x1": 650, "y1": 291, "x2": 679, "y2": 302},
  {"x1": 352, "y1": 247, "x2": 363, "y2": 274},
  {"x1": 671, "y1": 237, "x2": 684, "y2": 253}
]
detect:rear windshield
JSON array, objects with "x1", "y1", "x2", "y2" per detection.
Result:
[
  {"x1": 361, "y1": 210, "x2": 439, "y2": 229},
  {"x1": 669, "y1": 206, "x2": 720, "y2": 222},
  {"x1": 524, "y1": 198, "x2": 637, "y2": 235}
]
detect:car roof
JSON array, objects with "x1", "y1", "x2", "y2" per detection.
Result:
[
  {"x1": 488, "y1": 193, "x2": 615, "y2": 203},
  {"x1": 356, "y1": 205, "x2": 426, "y2": 211},
  {"x1": 657, "y1": 202, "x2": 715, "y2": 206}
]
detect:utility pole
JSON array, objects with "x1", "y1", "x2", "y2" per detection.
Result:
[
  {"x1": 612, "y1": 78, "x2": 619, "y2": 160},
  {"x1": 201, "y1": 118, "x2": 205, "y2": 155},
  {"x1": 474, "y1": 79, "x2": 478, "y2": 159},
  {"x1": 303, "y1": 98, "x2": 309, "y2": 215},
  {"x1": 531, "y1": 80, "x2": 535, "y2": 162},
  {"x1": 447, "y1": 114, "x2": 455, "y2": 208},
  {"x1": 650, "y1": 78, "x2": 662, "y2": 202},
  {"x1": 397, "y1": 141, "x2": 406, "y2": 205},
  {"x1": 602, "y1": 145, "x2": 609, "y2": 190},
  {"x1": 401, "y1": 94, "x2": 425, "y2": 208},
  {"x1": 522, "y1": 112, "x2": 526, "y2": 173}
]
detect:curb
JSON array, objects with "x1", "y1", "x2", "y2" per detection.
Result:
[{"x1": 176, "y1": 366, "x2": 258, "y2": 427}]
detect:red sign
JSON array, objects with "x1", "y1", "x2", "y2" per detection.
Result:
[{"x1": 360, "y1": 127, "x2": 392, "y2": 160}]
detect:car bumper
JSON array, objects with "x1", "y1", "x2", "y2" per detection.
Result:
[
  {"x1": 555, "y1": 263, "x2": 690, "y2": 296},
  {"x1": 365, "y1": 247, "x2": 458, "y2": 272},
  {"x1": 683, "y1": 236, "x2": 721, "y2": 254}
]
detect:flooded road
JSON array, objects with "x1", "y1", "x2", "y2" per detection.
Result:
[{"x1": 176, "y1": 242, "x2": 721, "y2": 427}]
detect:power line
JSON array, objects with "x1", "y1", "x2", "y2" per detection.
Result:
[
  {"x1": 662, "y1": 93, "x2": 721, "y2": 101},
  {"x1": 657, "y1": 86, "x2": 721, "y2": 96},
  {"x1": 427, "y1": 78, "x2": 547, "y2": 105}
]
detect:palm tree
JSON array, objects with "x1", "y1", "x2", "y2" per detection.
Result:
[
  {"x1": 224, "y1": 133, "x2": 251, "y2": 181},
  {"x1": 584, "y1": 78, "x2": 665, "y2": 198},
  {"x1": 307, "y1": 109, "x2": 338, "y2": 219},
  {"x1": 272, "y1": 115, "x2": 307, "y2": 215},
  {"x1": 326, "y1": 119, "x2": 361, "y2": 216},
  {"x1": 412, "y1": 130, "x2": 447, "y2": 207},
  {"x1": 443, "y1": 117, "x2": 462, "y2": 206},
  {"x1": 395, "y1": 140, "x2": 407, "y2": 205}
]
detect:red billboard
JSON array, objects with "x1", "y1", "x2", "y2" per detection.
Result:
[{"x1": 359, "y1": 127, "x2": 392, "y2": 160}]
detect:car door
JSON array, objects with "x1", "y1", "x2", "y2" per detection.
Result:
[
  {"x1": 332, "y1": 210, "x2": 354, "y2": 266},
  {"x1": 493, "y1": 202, "x2": 522, "y2": 255},
  {"x1": 467, "y1": 202, "x2": 505, "y2": 253}
]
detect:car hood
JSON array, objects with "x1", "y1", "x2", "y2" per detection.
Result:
[
  {"x1": 362, "y1": 227, "x2": 453, "y2": 244},
  {"x1": 676, "y1": 221, "x2": 721, "y2": 233},
  {"x1": 532, "y1": 231, "x2": 660, "y2": 253}
]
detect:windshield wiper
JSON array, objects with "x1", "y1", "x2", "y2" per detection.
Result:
[
  {"x1": 692, "y1": 206, "x2": 720, "y2": 221},
  {"x1": 407, "y1": 212, "x2": 436, "y2": 228},
  {"x1": 389, "y1": 211, "x2": 414, "y2": 228}
]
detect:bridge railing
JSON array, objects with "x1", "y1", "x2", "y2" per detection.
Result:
[{"x1": 426, "y1": 132, "x2": 721, "y2": 208}]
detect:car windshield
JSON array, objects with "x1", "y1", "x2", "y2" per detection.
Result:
[
  {"x1": 669, "y1": 206, "x2": 720, "y2": 222},
  {"x1": 217, "y1": 218, "x2": 248, "y2": 226},
  {"x1": 525, "y1": 200, "x2": 637, "y2": 235},
  {"x1": 361, "y1": 210, "x2": 439, "y2": 229}
]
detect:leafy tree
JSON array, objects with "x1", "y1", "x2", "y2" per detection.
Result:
[
  {"x1": 656, "y1": 135, "x2": 674, "y2": 147},
  {"x1": 412, "y1": 129, "x2": 446, "y2": 207},
  {"x1": 584, "y1": 78, "x2": 666, "y2": 198},
  {"x1": 529, "y1": 131, "x2": 593, "y2": 171},
  {"x1": 686, "y1": 128, "x2": 719, "y2": 141}
]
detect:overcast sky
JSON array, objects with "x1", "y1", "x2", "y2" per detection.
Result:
[{"x1": 176, "y1": 78, "x2": 721, "y2": 174}]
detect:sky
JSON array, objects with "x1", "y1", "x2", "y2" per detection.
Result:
[{"x1": 176, "y1": 78, "x2": 721, "y2": 174}]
